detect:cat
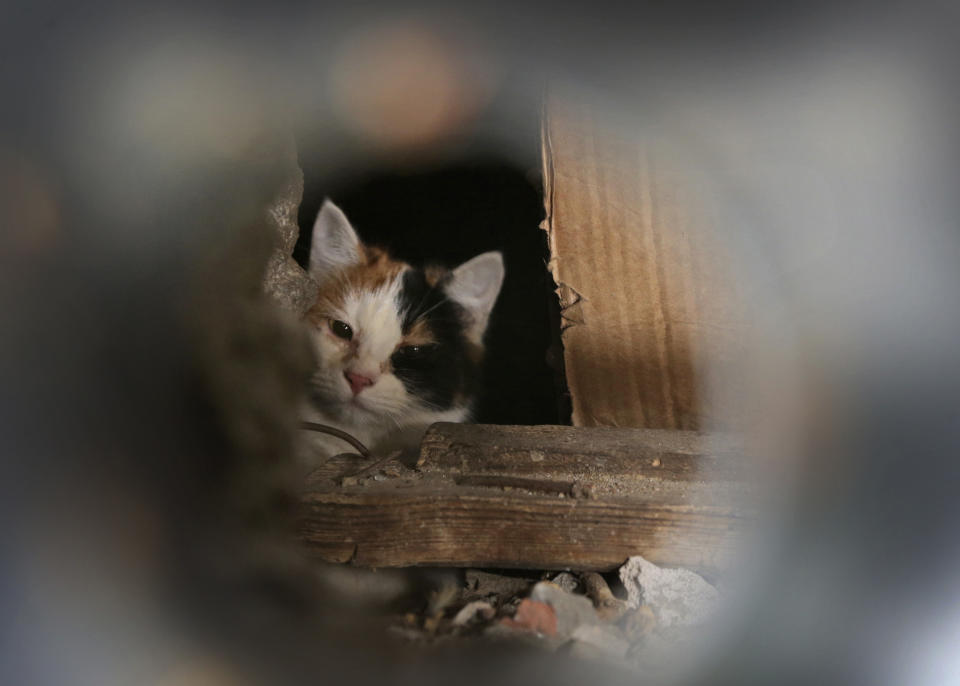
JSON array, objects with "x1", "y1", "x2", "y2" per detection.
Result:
[{"x1": 300, "y1": 199, "x2": 505, "y2": 461}]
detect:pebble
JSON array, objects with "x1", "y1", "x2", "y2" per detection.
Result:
[
  {"x1": 551, "y1": 572, "x2": 580, "y2": 594},
  {"x1": 529, "y1": 581, "x2": 599, "y2": 638},
  {"x1": 452, "y1": 600, "x2": 496, "y2": 627},
  {"x1": 582, "y1": 572, "x2": 629, "y2": 622},
  {"x1": 499, "y1": 598, "x2": 558, "y2": 637}
]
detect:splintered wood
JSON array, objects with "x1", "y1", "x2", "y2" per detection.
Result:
[{"x1": 297, "y1": 423, "x2": 752, "y2": 573}]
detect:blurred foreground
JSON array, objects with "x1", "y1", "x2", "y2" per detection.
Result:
[{"x1": 3, "y1": 2, "x2": 960, "y2": 685}]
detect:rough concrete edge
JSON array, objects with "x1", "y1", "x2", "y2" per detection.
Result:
[{"x1": 262, "y1": 142, "x2": 318, "y2": 316}]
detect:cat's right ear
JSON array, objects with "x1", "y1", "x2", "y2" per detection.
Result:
[{"x1": 309, "y1": 199, "x2": 361, "y2": 279}]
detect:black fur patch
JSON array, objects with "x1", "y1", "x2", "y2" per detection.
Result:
[{"x1": 392, "y1": 269, "x2": 480, "y2": 410}]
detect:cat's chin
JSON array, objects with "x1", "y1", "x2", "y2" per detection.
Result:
[{"x1": 308, "y1": 389, "x2": 382, "y2": 420}]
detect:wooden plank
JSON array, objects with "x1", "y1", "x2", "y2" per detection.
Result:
[
  {"x1": 418, "y1": 423, "x2": 748, "y2": 485},
  {"x1": 297, "y1": 424, "x2": 752, "y2": 573}
]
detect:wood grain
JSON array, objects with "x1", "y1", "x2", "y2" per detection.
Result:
[{"x1": 297, "y1": 424, "x2": 752, "y2": 573}]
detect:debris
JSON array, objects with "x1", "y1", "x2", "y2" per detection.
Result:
[
  {"x1": 621, "y1": 605, "x2": 657, "y2": 641},
  {"x1": 619, "y1": 556, "x2": 718, "y2": 629},
  {"x1": 529, "y1": 581, "x2": 599, "y2": 638},
  {"x1": 582, "y1": 572, "x2": 629, "y2": 622},
  {"x1": 464, "y1": 570, "x2": 533, "y2": 600},
  {"x1": 569, "y1": 624, "x2": 631, "y2": 659},
  {"x1": 426, "y1": 574, "x2": 461, "y2": 617},
  {"x1": 499, "y1": 599, "x2": 558, "y2": 637},
  {"x1": 551, "y1": 572, "x2": 580, "y2": 594},
  {"x1": 452, "y1": 601, "x2": 495, "y2": 627}
]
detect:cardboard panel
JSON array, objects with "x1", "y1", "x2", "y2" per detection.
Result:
[{"x1": 542, "y1": 99, "x2": 745, "y2": 429}]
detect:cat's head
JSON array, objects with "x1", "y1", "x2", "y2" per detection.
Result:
[{"x1": 302, "y1": 200, "x2": 505, "y2": 425}]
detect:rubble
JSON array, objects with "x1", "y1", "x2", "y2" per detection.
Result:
[
  {"x1": 550, "y1": 572, "x2": 580, "y2": 594},
  {"x1": 582, "y1": 572, "x2": 629, "y2": 622},
  {"x1": 499, "y1": 598, "x2": 558, "y2": 637},
  {"x1": 380, "y1": 556, "x2": 720, "y2": 669},
  {"x1": 529, "y1": 581, "x2": 599, "y2": 639},
  {"x1": 568, "y1": 624, "x2": 631, "y2": 660},
  {"x1": 619, "y1": 556, "x2": 719, "y2": 629},
  {"x1": 464, "y1": 569, "x2": 534, "y2": 601},
  {"x1": 452, "y1": 601, "x2": 495, "y2": 627},
  {"x1": 621, "y1": 605, "x2": 657, "y2": 642}
]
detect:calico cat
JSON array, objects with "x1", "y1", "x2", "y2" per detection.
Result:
[{"x1": 301, "y1": 200, "x2": 505, "y2": 460}]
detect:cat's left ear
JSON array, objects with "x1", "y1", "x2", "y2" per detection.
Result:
[
  {"x1": 309, "y1": 199, "x2": 362, "y2": 280},
  {"x1": 445, "y1": 251, "x2": 505, "y2": 344}
]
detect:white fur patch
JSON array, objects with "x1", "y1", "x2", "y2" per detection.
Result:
[{"x1": 302, "y1": 267, "x2": 469, "y2": 463}]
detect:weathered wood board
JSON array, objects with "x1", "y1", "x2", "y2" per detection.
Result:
[{"x1": 297, "y1": 424, "x2": 752, "y2": 573}]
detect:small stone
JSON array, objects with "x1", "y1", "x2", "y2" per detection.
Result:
[
  {"x1": 582, "y1": 572, "x2": 629, "y2": 622},
  {"x1": 452, "y1": 600, "x2": 496, "y2": 627},
  {"x1": 464, "y1": 570, "x2": 533, "y2": 600},
  {"x1": 551, "y1": 572, "x2": 580, "y2": 594},
  {"x1": 499, "y1": 598, "x2": 558, "y2": 637},
  {"x1": 619, "y1": 556, "x2": 718, "y2": 629},
  {"x1": 569, "y1": 624, "x2": 631, "y2": 659},
  {"x1": 529, "y1": 581, "x2": 599, "y2": 638}
]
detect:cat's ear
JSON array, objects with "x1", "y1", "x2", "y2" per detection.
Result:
[
  {"x1": 445, "y1": 251, "x2": 505, "y2": 344},
  {"x1": 309, "y1": 199, "x2": 361, "y2": 279}
]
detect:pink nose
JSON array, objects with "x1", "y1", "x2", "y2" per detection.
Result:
[{"x1": 344, "y1": 371, "x2": 375, "y2": 395}]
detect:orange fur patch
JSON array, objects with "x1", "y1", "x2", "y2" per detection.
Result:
[
  {"x1": 423, "y1": 264, "x2": 449, "y2": 288},
  {"x1": 401, "y1": 317, "x2": 437, "y2": 346},
  {"x1": 304, "y1": 245, "x2": 408, "y2": 323}
]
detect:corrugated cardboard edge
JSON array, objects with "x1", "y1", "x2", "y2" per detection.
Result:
[
  {"x1": 540, "y1": 104, "x2": 584, "y2": 334},
  {"x1": 540, "y1": 101, "x2": 573, "y2": 425}
]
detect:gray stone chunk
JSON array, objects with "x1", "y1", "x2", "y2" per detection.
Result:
[{"x1": 619, "y1": 555, "x2": 718, "y2": 629}]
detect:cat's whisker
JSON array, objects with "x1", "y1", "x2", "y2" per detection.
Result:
[{"x1": 414, "y1": 295, "x2": 451, "y2": 320}]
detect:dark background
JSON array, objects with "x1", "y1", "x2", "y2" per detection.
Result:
[{"x1": 294, "y1": 154, "x2": 569, "y2": 425}]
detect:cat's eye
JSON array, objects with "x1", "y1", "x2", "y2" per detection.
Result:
[
  {"x1": 329, "y1": 319, "x2": 353, "y2": 340},
  {"x1": 398, "y1": 344, "x2": 432, "y2": 357}
]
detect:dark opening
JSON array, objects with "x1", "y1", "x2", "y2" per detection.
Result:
[{"x1": 294, "y1": 156, "x2": 569, "y2": 426}]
